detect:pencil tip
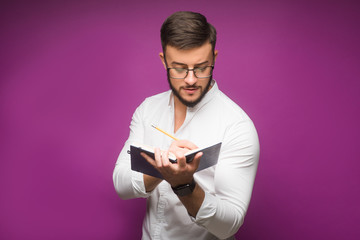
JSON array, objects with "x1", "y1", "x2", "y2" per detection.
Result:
[{"x1": 151, "y1": 124, "x2": 156, "y2": 128}]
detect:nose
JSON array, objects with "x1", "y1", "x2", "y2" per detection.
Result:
[{"x1": 184, "y1": 70, "x2": 197, "y2": 86}]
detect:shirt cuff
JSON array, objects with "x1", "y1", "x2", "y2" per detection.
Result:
[
  {"x1": 131, "y1": 171, "x2": 151, "y2": 198},
  {"x1": 190, "y1": 192, "x2": 218, "y2": 226}
]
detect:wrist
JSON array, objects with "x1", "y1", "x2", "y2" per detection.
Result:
[
  {"x1": 143, "y1": 174, "x2": 162, "y2": 192},
  {"x1": 171, "y1": 178, "x2": 196, "y2": 197}
]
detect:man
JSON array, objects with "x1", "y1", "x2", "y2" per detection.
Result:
[{"x1": 113, "y1": 11, "x2": 259, "y2": 240}]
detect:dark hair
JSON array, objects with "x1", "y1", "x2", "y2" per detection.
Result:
[{"x1": 160, "y1": 11, "x2": 217, "y2": 53}]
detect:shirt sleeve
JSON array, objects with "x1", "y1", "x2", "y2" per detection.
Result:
[
  {"x1": 112, "y1": 100, "x2": 152, "y2": 199},
  {"x1": 192, "y1": 119, "x2": 260, "y2": 239}
]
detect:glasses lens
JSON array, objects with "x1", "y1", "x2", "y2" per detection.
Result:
[
  {"x1": 169, "y1": 68, "x2": 187, "y2": 79},
  {"x1": 194, "y1": 66, "x2": 212, "y2": 78}
]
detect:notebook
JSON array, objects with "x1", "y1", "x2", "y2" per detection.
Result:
[{"x1": 129, "y1": 142, "x2": 222, "y2": 178}]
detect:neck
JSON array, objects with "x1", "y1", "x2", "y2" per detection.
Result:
[{"x1": 173, "y1": 96, "x2": 187, "y2": 133}]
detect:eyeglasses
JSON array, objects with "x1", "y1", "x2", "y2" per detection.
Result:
[{"x1": 167, "y1": 66, "x2": 214, "y2": 79}]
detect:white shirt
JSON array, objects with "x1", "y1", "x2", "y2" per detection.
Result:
[{"x1": 113, "y1": 81, "x2": 259, "y2": 240}]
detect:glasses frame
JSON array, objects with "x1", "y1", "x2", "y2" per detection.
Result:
[{"x1": 166, "y1": 65, "x2": 214, "y2": 79}]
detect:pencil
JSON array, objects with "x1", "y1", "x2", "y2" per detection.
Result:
[{"x1": 151, "y1": 124, "x2": 179, "y2": 141}]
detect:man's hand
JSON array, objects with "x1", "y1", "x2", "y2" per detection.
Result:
[{"x1": 141, "y1": 140, "x2": 203, "y2": 187}]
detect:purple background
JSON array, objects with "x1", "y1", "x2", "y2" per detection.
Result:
[{"x1": 1, "y1": 1, "x2": 359, "y2": 239}]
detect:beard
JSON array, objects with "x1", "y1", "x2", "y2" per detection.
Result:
[{"x1": 168, "y1": 76, "x2": 213, "y2": 108}]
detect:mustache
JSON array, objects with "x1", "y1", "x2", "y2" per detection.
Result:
[{"x1": 182, "y1": 85, "x2": 201, "y2": 90}]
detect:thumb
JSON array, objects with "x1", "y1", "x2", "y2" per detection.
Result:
[{"x1": 191, "y1": 152, "x2": 203, "y2": 170}]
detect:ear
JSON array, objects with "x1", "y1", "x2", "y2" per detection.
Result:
[
  {"x1": 159, "y1": 52, "x2": 166, "y2": 69},
  {"x1": 214, "y1": 50, "x2": 219, "y2": 62}
]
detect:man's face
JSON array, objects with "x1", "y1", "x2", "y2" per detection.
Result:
[{"x1": 160, "y1": 43, "x2": 217, "y2": 108}]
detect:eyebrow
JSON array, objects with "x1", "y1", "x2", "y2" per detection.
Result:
[{"x1": 171, "y1": 60, "x2": 209, "y2": 67}]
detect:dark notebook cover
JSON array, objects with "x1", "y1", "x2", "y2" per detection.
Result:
[{"x1": 129, "y1": 142, "x2": 222, "y2": 179}]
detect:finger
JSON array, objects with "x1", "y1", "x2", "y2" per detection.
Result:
[
  {"x1": 170, "y1": 148, "x2": 186, "y2": 164},
  {"x1": 176, "y1": 152, "x2": 187, "y2": 168},
  {"x1": 169, "y1": 146, "x2": 187, "y2": 159},
  {"x1": 154, "y1": 148, "x2": 163, "y2": 168},
  {"x1": 161, "y1": 150, "x2": 170, "y2": 168},
  {"x1": 191, "y1": 152, "x2": 203, "y2": 170}
]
